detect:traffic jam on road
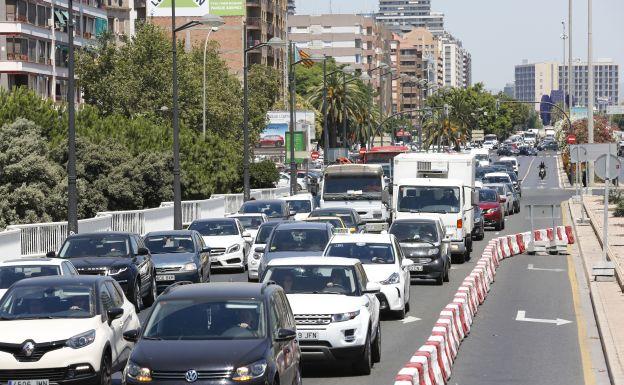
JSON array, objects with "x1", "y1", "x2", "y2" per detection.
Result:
[{"x1": 0, "y1": 131, "x2": 562, "y2": 385}]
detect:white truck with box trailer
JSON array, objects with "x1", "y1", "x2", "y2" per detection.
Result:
[
  {"x1": 392, "y1": 153, "x2": 478, "y2": 262},
  {"x1": 320, "y1": 164, "x2": 391, "y2": 232}
]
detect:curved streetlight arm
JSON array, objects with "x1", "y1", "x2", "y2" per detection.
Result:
[
  {"x1": 497, "y1": 99, "x2": 572, "y2": 129},
  {"x1": 372, "y1": 106, "x2": 445, "y2": 145},
  {"x1": 175, "y1": 20, "x2": 202, "y2": 33}
]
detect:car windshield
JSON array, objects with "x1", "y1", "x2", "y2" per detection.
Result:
[
  {"x1": 475, "y1": 154, "x2": 489, "y2": 161},
  {"x1": 240, "y1": 202, "x2": 285, "y2": 218},
  {"x1": 483, "y1": 176, "x2": 510, "y2": 184},
  {"x1": 397, "y1": 186, "x2": 461, "y2": 214},
  {"x1": 323, "y1": 174, "x2": 382, "y2": 199},
  {"x1": 286, "y1": 200, "x2": 312, "y2": 214},
  {"x1": 144, "y1": 235, "x2": 195, "y2": 254},
  {"x1": 232, "y1": 216, "x2": 264, "y2": 230},
  {"x1": 476, "y1": 168, "x2": 495, "y2": 179},
  {"x1": 189, "y1": 220, "x2": 239, "y2": 236},
  {"x1": 143, "y1": 300, "x2": 265, "y2": 340},
  {"x1": 309, "y1": 211, "x2": 355, "y2": 226},
  {"x1": 390, "y1": 221, "x2": 439, "y2": 243},
  {"x1": 479, "y1": 189, "x2": 498, "y2": 203},
  {"x1": 487, "y1": 185, "x2": 507, "y2": 196},
  {"x1": 255, "y1": 225, "x2": 277, "y2": 244},
  {"x1": 58, "y1": 235, "x2": 130, "y2": 259},
  {"x1": 264, "y1": 266, "x2": 358, "y2": 296},
  {"x1": 269, "y1": 229, "x2": 329, "y2": 252},
  {"x1": 0, "y1": 285, "x2": 95, "y2": 319},
  {"x1": 0, "y1": 265, "x2": 61, "y2": 289},
  {"x1": 325, "y1": 243, "x2": 395, "y2": 264},
  {"x1": 307, "y1": 218, "x2": 344, "y2": 228}
]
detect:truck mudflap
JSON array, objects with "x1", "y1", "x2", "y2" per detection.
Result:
[{"x1": 363, "y1": 221, "x2": 389, "y2": 233}]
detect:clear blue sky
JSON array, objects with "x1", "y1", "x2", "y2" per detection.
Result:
[{"x1": 295, "y1": 0, "x2": 624, "y2": 93}]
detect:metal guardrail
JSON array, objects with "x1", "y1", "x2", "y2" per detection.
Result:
[{"x1": 0, "y1": 187, "x2": 291, "y2": 259}]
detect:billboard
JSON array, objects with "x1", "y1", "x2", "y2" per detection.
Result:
[
  {"x1": 147, "y1": 0, "x2": 244, "y2": 17},
  {"x1": 259, "y1": 111, "x2": 316, "y2": 149}
]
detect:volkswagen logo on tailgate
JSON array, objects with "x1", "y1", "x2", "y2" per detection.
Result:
[
  {"x1": 21, "y1": 341, "x2": 35, "y2": 357},
  {"x1": 185, "y1": 370, "x2": 198, "y2": 383}
]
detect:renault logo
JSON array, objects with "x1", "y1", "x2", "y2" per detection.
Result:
[
  {"x1": 185, "y1": 370, "x2": 198, "y2": 383},
  {"x1": 21, "y1": 341, "x2": 35, "y2": 357}
]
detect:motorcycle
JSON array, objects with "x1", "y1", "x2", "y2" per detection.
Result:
[{"x1": 539, "y1": 167, "x2": 546, "y2": 180}]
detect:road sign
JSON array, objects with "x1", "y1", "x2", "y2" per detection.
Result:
[
  {"x1": 472, "y1": 129, "x2": 485, "y2": 142},
  {"x1": 310, "y1": 151, "x2": 320, "y2": 160},
  {"x1": 607, "y1": 105, "x2": 624, "y2": 115},
  {"x1": 569, "y1": 143, "x2": 617, "y2": 163},
  {"x1": 595, "y1": 154, "x2": 621, "y2": 179},
  {"x1": 567, "y1": 134, "x2": 576, "y2": 145}
]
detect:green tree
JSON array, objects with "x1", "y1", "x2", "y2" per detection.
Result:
[{"x1": 247, "y1": 160, "x2": 280, "y2": 189}]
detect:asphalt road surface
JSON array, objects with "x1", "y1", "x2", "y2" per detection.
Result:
[{"x1": 114, "y1": 151, "x2": 592, "y2": 385}]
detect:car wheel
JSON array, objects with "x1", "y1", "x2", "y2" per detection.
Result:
[
  {"x1": 435, "y1": 274, "x2": 443, "y2": 285},
  {"x1": 143, "y1": 275, "x2": 157, "y2": 307},
  {"x1": 99, "y1": 352, "x2": 112, "y2": 385},
  {"x1": 395, "y1": 303, "x2": 406, "y2": 320},
  {"x1": 494, "y1": 220, "x2": 502, "y2": 231},
  {"x1": 443, "y1": 264, "x2": 450, "y2": 282},
  {"x1": 371, "y1": 323, "x2": 381, "y2": 363},
  {"x1": 132, "y1": 280, "x2": 142, "y2": 312},
  {"x1": 353, "y1": 332, "x2": 372, "y2": 375},
  {"x1": 502, "y1": 219, "x2": 506, "y2": 230}
]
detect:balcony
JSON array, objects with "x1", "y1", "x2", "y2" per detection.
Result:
[{"x1": 247, "y1": 17, "x2": 262, "y2": 29}]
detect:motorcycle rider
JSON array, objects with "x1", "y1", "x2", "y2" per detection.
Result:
[{"x1": 539, "y1": 161, "x2": 546, "y2": 179}]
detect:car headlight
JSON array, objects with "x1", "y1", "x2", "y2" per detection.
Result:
[
  {"x1": 107, "y1": 266, "x2": 128, "y2": 275},
  {"x1": 380, "y1": 272, "x2": 400, "y2": 285},
  {"x1": 427, "y1": 248, "x2": 440, "y2": 256},
  {"x1": 232, "y1": 359, "x2": 267, "y2": 381},
  {"x1": 66, "y1": 330, "x2": 95, "y2": 349},
  {"x1": 126, "y1": 360, "x2": 152, "y2": 382},
  {"x1": 182, "y1": 262, "x2": 197, "y2": 271},
  {"x1": 332, "y1": 310, "x2": 360, "y2": 322},
  {"x1": 227, "y1": 244, "x2": 241, "y2": 254}
]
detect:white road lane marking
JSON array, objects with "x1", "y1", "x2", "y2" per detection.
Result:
[
  {"x1": 528, "y1": 264, "x2": 565, "y2": 272},
  {"x1": 515, "y1": 310, "x2": 572, "y2": 326},
  {"x1": 402, "y1": 316, "x2": 422, "y2": 324},
  {"x1": 522, "y1": 157, "x2": 537, "y2": 182}
]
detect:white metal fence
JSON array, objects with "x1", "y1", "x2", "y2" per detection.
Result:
[{"x1": 0, "y1": 187, "x2": 291, "y2": 261}]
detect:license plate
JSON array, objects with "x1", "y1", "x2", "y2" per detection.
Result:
[
  {"x1": 409, "y1": 265, "x2": 424, "y2": 272},
  {"x1": 297, "y1": 331, "x2": 319, "y2": 340},
  {"x1": 156, "y1": 275, "x2": 175, "y2": 281},
  {"x1": 9, "y1": 380, "x2": 49, "y2": 385}
]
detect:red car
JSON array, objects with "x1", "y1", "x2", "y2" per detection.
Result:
[
  {"x1": 478, "y1": 188, "x2": 505, "y2": 231},
  {"x1": 257, "y1": 135, "x2": 284, "y2": 148}
]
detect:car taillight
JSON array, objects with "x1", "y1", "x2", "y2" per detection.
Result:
[{"x1": 457, "y1": 219, "x2": 463, "y2": 229}]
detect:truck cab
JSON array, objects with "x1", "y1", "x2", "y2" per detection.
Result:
[
  {"x1": 320, "y1": 164, "x2": 390, "y2": 232},
  {"x1": 392, "y1": 153, "x2": 478, "y2": 263}
]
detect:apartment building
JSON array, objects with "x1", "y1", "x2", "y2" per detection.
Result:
[
  {"x1": 376, "y1": 0, "x2": 444, "y2": 35},
  {"x1": 441, "y1": 33, "x2": 470, "y2": 89},
  {"x1": 559, "y1": 59, "x2": 619, "y2": 111},
  {"x1": 287, "y1": 14, "x2": 392, "y2": 74},
  {"x1": 148, "y1": 0, "x2": 288, "y2": 76},
  {"x1": 286, "y1": 0, "x2": 294, "y2": 15},
  {"x1": 0, "y1": 0, "x2": 135, "y2": 100},
  {"x1": 514, "y1": 61, "x2": 560, "y2": 109}
]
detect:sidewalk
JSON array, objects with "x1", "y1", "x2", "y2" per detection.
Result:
[{"x1": 569, "y1": 198, "x2": 624, "y2": 385}]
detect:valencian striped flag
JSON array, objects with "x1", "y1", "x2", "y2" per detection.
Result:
[{"x1": 294, "y1": 48, "x2": 316, "y2": 68}]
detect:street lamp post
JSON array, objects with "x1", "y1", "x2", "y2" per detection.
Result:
[
  {"x1": 67, "y1": 0, "x2": 77, "y2": 235},
  {"x1": 202, "y1": 15, "x2": 225, "y2": 140},
  {"x1": 171, "y1": 13, "x2": 222, "y2": 229},
  {"x1": 341, "y1": 66, "x2": 356, "y2": 150},
  {"x1": 242, "y1": 32, "x2": 285, "y2": 200},
  {"x1": 377, "y1": 68, "x2": 396, "y2": 146}
]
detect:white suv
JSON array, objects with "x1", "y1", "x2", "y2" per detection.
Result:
[
  {"x1": 324, "y1": 233, "x2": 413, "y2": 318},
  {"x1": 0, "y1": 275, "x2": 140, "y2": 385},
  {"x1": 263, "y1": 257, "x2": 381, "y2": 374},
  {"x1": 0, "y1": 257, "x2": 79, "y2": 300},
  {"x1": 188, "y1": 218, "x2": 252, "y2": 271}
]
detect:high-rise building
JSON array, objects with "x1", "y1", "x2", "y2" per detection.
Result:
[
  {"x1": 0, "y1": 0, "x2": 136, "y2": 100},
  {"x1": 559, "y1": 59, "x2": 619, "y2": 111},
  {"x1": 514, "y1": 61, "x2": 560, "y2": 109},
  {"x1": 148, "y1": 0, "x2": 288, "y2": 76},
  {"x1": 376, "y1": 0, "x2": 444, "y2": 35},
  {"x1": 503, "y1": 83, "x2": 515, "y2": 98},
  {"x1": 288, "y1": 14, "x2": 392, "y2": 74},
  {"x1": 286, "y1": 0, "x2": 295, "y2": 15},
  {"x1": 441, "y1": 33, "x2": 469, "y2": 89}
]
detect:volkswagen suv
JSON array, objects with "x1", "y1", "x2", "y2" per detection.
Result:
[{"x1": 122, "y1": 282, "x2": 301, "y2": 385}]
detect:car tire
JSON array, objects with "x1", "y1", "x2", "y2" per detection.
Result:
[
  {"x1": 435, "y1": 274, "x2": 443, "y2": 285},
  {"x1": 494, "y1": 220, "x2": 502, "y2": 231},
  {"x1": 143, "y1": 275, "x2": 157, "y2": 308},
  {"x1": 99, "y1": 352, "x2": 112, "y2": 385},
  {"x1": 395, "y1": 303, "x2": 406, "y2": 320},
  {"x1": 132, "y1": 280, "x2": 142, "y2": 312},
  {"x1": 502, "y1": 219, "x2": 506, "y2": 230},
  {"x1": 353, "y1": 332, "x2": 372, "y2": 375},
  {"x1": 443, "y1": 265, "x2": 450, "y2": 282},
  {"x1": 371, "y1": 323, "x2": 381, "y2": 363}
]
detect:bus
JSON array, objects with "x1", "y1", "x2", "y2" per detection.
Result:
[{"x1": 360, "y1": 145, "x2": 409, "y2": 179}]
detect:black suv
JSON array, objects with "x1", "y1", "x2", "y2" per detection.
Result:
[
  {"x1": 239, "y1": 200, "x2": 294, "y2": 222},
  {"x1": 122, "y1": 282, "x2": 301, "y2": 385},
  {"x1": 49, "y1": 232, "x2": 157, "y2": 311}
]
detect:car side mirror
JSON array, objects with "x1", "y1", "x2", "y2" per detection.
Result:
[
  {"x1": 137, "y1": 247, "x2": 149, "y2": 256},
  {"x1": 363, "y1": 282, "x2": 381, "y2": 294},
  {"x1": 46, "y1": 251, "x2": 56, "y2": 258},
  {"x1": 401, "y1": 259, "x2": 414, "y2": 268},
  {"x1": 107, "y1": 307, "x2": 124, "y2": 324},
  {"x1": 254, "y1": 246, "x2": 265, "y2": 253},
  {"x1": 242, "y1": 231, "x2": 252, "y2": 240},
  {"x1": 201, "y1": 247, "x2": 211, "y2": 253},
  {"x1": 123, "y1": 329, "x2": 140, "y2": 343},
  {"x1": 276, "y1": 328, "x2": 297, "y2": 342},
  {"x1": 499, "y1": 197, "x2": 507, "y2": 203}
]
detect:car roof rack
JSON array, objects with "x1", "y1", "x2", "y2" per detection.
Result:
[
  {"x1": 261, "y1": 280, "x2": 277, "y2": 294},
  {"x1": 161, "y1": 281, "x2": 195, "y2": 295}
]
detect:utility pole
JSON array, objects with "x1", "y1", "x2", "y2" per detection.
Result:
[
  {"x1": 67, "y1": 0, "x2": 78, "y2": 235},
  {"x1": 568, "y1": 0, "x2": 573, "y2": 112},
  {"x1": 587, "y1": 0, "x2": 595, "y2": 186}
]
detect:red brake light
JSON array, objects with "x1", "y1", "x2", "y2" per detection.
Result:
[{"x1": 457, "y1": 219, "x2": 463, "y2": 229}]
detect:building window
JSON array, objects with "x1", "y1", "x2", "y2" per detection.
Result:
[
  {"x1": 27, "y1": 0, "x2": 36, "y2": 24},
  {"x1": 7, "y1": 37, "x2": 28, "y2": 60},
  {"x1": 17, "y1": 0, "x2": 27, "y2": 22},
  {"x1": 6, "y1": 0, "x2": 17, "y2": 21}
]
